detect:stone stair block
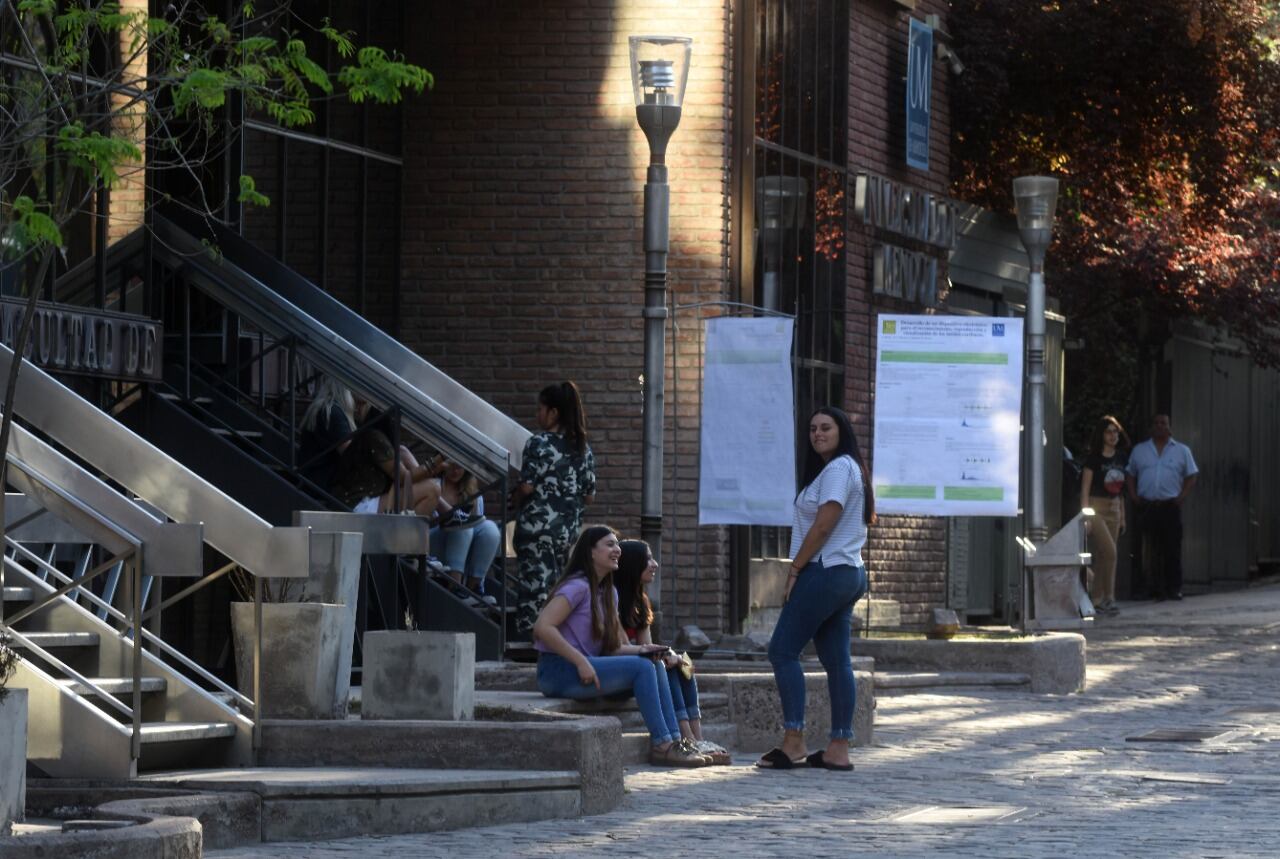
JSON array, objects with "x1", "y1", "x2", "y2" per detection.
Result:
[{"x1": 362, "y1": 631, "x2": 475, "y2": 721}]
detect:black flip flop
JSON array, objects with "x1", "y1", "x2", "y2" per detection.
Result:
[
  {"x1": 806, "y1": 750, "x2": 854, "y2": 771},
  {"x1": 755, "y1": 747, "x2": 807, "y2": 769}
]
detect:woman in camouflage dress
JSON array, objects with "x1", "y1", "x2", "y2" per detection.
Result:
[{"x1": 512, "y1": 382, "x2": 596, "y2": 636}]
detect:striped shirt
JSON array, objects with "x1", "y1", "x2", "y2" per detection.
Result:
[{"x1": 790, "y1": 454, "x2": 867, "y2": 568}]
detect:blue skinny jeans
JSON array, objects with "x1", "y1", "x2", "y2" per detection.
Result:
[
  {"x1": 666, "y1": 667, "x2": 700, "y2": 722},
  {"x1": 430, "y1": 518, "x2": 501, "y2": 590},
  {"x1": 767, "y1": 560, "x2": 868, "y2": 740},
  {"x1": 537, "y1": 652, "x2": 681, "y2": 746}
]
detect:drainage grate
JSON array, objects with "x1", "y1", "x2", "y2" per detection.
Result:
[
  {"x1": 1126, "y1": 729, "x2": 1229, "y2": 743},
  {"x1": 892, "y1": 805, "x2": 1033, "y2": 825}
]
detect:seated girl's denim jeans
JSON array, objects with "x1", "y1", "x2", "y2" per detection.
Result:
[
  {"x1": 537, "y1": 651, "x2": 680, "y2": 745},
  {"x1": 666, "y1": 666, "x2": 700, "y2": 722},
  {"x1": 767, "y1": 560, "x2": 867, "y2": 740}
]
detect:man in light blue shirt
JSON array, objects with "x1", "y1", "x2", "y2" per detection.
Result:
[{"x1": 1126, "y1": 414, "x2": 1198, "y2": 600}]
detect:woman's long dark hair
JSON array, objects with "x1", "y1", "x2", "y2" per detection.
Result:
[
  {"x1": 540, "y1": 381, "x2": 588, "y2": 455},
  {"x1": 1087, "y1": 415, "x2": 1131, "y2": 456},
  {"x1": 546, "y1": 524, "x2": 620, "y2": 653},
  {"x1": 615, "y1": 540, "x2": 655, "y2": 633},
  {"x1": 798, "y1": 406, "x2": 876, "y2": 525}
]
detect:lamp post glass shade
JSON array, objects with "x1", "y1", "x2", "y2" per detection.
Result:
[
  {"x1": 629, "y1": 36, "x2": 693, "y2": 107},
  {"x1": 1012, "y1": 176, "x2": 1060, "y2": 238}
]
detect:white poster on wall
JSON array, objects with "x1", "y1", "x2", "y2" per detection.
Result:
[
  {"x1": 698, "y1": 317, "x2": 796, "y2": 526},
  {"x1": 873, "y1": 314, "x2": 1023, "y2": 516}
]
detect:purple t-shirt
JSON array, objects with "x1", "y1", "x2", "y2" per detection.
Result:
[{"x1": 533, "y1": 575, "x2": 615, "y2": 657}]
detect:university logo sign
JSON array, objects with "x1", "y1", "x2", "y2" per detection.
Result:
[{"x1": 906, "y1": 18, "x2": 933, "y2": 171}]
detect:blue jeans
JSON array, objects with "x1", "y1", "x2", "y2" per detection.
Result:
[
  {"x1": 667, "y1": 667, "x2": 700, "y2": 722},
  {"x1": 767, "y1": 560, "x2": 867, "y2": 740},
  {"x1": 431, "y1": 519, "x2": 501, "y2": 591},
  {"x1": 537, "y1": 652, "x2": 680, "y2": 745}
]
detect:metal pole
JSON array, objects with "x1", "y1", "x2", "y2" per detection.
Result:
[
  {"x1": 1022, "y1": 250, "x2": 1047, "y2": 634},
  {"x1": 252, "y1": 573, "x2": 262, "y2": 756},
  {"x1": 130, "y1": 549, "x2": 143, "y2": 767},
  {"x1": 641, "y1": 161, "x2": 669, "y2": 608},
  {"x1": 1026, "y1": 263, "x2": 1047, "y2": 545}
]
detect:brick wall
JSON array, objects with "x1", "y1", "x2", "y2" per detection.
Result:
[
  {"x1": 846, "y1": 0, "x2": 953, "y2": 627},
  {"x1": 400, "y1": 0, "x2": 735, "y2": 631},
  {"x1": 106, "y1": 0, "x2": 148, "y2": 246}
]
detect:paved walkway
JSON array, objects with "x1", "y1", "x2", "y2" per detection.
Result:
[{"x1": 210, "y1": 581, "x2": 1280, "y2": 858}]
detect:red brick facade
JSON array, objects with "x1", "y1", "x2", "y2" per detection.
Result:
[
  {"x1": 389, "y1": 0, "x2": 953, "y2": 632},
  {"x1": 847, "y1": 0, "x2": 953, "y2": 627}
]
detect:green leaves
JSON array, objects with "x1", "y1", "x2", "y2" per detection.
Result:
[
  {"x1": 237, "y1": 175, "x2": 271, "y2": 209},
  {"x1": 338, "y1": 47, "x2": 433, "y2": 105},
  {"x1": 3, "y1": 197, "x2": 63, "y2": 260},
  {"x1": 55, "y1": 124, "x2": 142, "y2": 189}
]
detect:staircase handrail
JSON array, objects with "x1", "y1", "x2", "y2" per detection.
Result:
[
  {"x1": 5, "y1": 422, "x2": 203, "y2": 575},
  {"x1": 0, "y1": 344, "x2": 311, "y2": 580},
  {"x1": 0, "y1": 626, "x2": 135, "y2": 722},
  {"x1": 153, "y1": 209, "x2": 530, "y2": 481},
  {"x1": 5, "y1": 546, "x2": 253, "y2": 712}
]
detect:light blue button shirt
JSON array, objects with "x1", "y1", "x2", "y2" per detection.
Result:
[{"x1": 1126, "y1": 438, "x2": 1198, "y2": 501}]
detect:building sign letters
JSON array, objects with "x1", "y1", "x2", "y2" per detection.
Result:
[
  {"x1": 0, "y1": 298, "x2": 162, "y2": 382},
  {"x1": 854, "y1": 171, "x2": 960, "y2": 308}
]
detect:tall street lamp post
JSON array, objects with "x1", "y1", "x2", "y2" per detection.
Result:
[
  {"x1": 1013, "y1": 175, "x2": 1059, "y2": 549},
  {"x1": 629, "y1": 35, "x2": 691, "y2": 580}
]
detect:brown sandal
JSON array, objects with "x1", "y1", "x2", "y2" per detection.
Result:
[{"x1": 650, "y1": 739, "x2": 710, "y2": 767}]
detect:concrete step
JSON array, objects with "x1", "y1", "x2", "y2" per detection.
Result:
[
  {"x1": 138, "y1": 722, "x2": 238, "y2": 744},
  {"x1": 135, "y1": 767, "x2": 583, "y2": 843},
  {"x1": 155, "y1": 392, "x2": 213, "y2": 405},
  {"x1": 3, "y1": 586, "x2": 34, "y2": 602},
  {"x1": 209, "y1": 427, "x2": 264, "y2": 440},
  {"x1": 10, "y1": 631, "x2": 100, "y2": 649},
  {"x1": 56, "y1": 676, "x2": 168, "y2": 696},
  {"x1": 874, "y1": 671, "x2": 1031, "y2": 693}
]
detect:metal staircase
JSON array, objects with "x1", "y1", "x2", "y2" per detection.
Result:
[
  {"x1": 0, "y1": 345, "x2": 312, "y2": 778},
  {"x1": 68, "y1": 211, "x2": 527, "y2": 656}
]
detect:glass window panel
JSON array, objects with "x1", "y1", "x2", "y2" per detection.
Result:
[{"x1": 748, "y1": 0, "x2": 848, "y2": 560}]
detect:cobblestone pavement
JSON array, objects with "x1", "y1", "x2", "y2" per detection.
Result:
[{"x1": 210, "y1": 583, "x2": 1280, "y2": 858}]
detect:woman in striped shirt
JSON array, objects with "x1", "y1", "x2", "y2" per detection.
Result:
[{"x1": 757, "y1": 406, "x2": 874, "y2": 772}]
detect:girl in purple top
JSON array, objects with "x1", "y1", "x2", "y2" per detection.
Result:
[{"x1": 533, "y1": 525, "x2": 711, "y2": 767}]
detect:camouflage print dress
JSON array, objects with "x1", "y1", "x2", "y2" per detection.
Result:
[{"x1": 514, "y1": 431, "x2": 596, "y2": 636}]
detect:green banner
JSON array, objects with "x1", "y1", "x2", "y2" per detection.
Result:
[
  {"x1": 876, "y1": 485, "x2": 936, "y2": 499},
  {"x1": 943, "y1": 487, "x2": 1004, "y2": 501}
]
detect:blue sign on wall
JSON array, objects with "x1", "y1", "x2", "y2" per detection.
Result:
[{"x1": 905, "y1": 18, "x2": 933, "y2": 171}]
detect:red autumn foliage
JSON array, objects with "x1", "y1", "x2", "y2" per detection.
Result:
[{"x1": 949, "y1": 0, "x2": 1280, "y2": 366}]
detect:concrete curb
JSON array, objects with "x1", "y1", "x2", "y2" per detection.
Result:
[
  {"x1": 851, "y1": 632, "x2": 1086, "y2": 693},
  {"x1": 0, "y1": 810, "x2": 200, "y2": 859},
  {"x1": 97, "y1": 792, "x2": 260, "y2": 850},
  {"x1": 257, "y1": 717, "x2": 624, "y2": 815}
]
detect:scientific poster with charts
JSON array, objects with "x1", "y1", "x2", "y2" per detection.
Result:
[
  {"x1": 873, "y1": 315, "x2": 1023, "y2": 516},
  {"x1": 698, "y1": 317, "x2": 796, "y2": 525}
]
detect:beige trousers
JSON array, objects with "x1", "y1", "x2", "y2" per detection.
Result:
[{"x1": 1087, "y1": 495, "x2": 1124, "y2": 604}]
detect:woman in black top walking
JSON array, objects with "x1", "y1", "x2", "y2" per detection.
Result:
[{"x1": 1080, "y1": 415, "x2": 1130, "y2": 615}]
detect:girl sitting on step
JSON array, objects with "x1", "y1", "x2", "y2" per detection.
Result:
[
  {"x1": 532, "y1": 525, "x2": 712, "y2": 767},
  {"x1": 615, "y1": 539, "x2": 730, "y2": 765}
]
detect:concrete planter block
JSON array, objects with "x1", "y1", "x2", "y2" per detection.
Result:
[
  {"x1": 231, "y1": 602, "x2": 349, "y2": 719},
  {"x1": 363, "y1": 631, "x2": 475, "y2": 721},
  {"x1": 721, "y1": 671, "x2": 874, "y2": 751},
  {"x1": 0, "y1": 689, "x2": 28, "y2": 835},
  {"x1": 300, "y1": 530, "x2": 363, "y2": 718}
]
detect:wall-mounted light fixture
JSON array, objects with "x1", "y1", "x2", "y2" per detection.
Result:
[{"x1": 924, "y1": 14, "x2": 965, "y2": 76}]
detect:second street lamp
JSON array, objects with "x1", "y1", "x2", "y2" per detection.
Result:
[
  {"x1": 1012, "y1": 174, "x2": 1059, "y2": 549},
  {"x1": 629, "y1": 35, "x2": 691, "y2": 596}
]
